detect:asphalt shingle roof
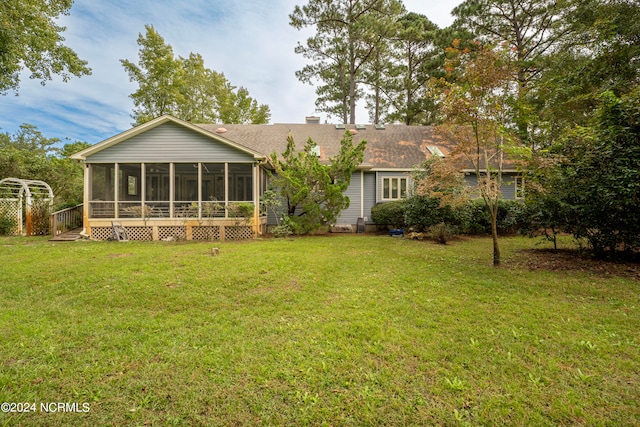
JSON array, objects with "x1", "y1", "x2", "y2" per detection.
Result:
[{"x1": 195, "y1": 123, "x2": 452, "y2": 169}]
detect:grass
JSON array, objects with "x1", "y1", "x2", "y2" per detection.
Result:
[{"x1": 0, "y1": 235, "x2": 638, "y2": 426}]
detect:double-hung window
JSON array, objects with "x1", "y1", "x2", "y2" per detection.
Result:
[{"x1": 382, "y1": 177, "x2": 408, "y2": 200}]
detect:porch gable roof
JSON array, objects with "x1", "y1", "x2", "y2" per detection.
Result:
[{"x1": 70, "y1": 115, "x2": 266, "y2": 162}]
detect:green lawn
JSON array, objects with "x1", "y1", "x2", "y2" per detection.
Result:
[{"x1": 0, "y1": 235, "x2": 638, "y2": 426}]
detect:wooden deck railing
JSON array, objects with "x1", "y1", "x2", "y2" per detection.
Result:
[{"x1": 50, "y1": 204, "x2": 83, "y2": 236}]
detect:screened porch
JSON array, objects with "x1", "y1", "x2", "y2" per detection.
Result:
[
  {"x1": 85, "y1": 161, "x2": 268, "y2": 240},
  {"x1": 88, "y1": 162, "x2": 262, "y2": 219}
]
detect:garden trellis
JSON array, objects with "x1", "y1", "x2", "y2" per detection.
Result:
[{"x1": 0, "y1": 178, "x2": 54, "y2": 235}]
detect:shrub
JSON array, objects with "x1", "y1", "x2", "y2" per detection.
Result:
[
  {"x1": 429, "y1": 222, "x2": 452, "y2": 244},
  {"x1": 271, "y1": 216, "x2": 294, "y2": 238},
  {"x1": 404, "y1": 195, "x2": 459, "y2": 231},
  {"x1": 371, "y1": 200, "x2": 407, "y2": 229},
  {"x1": 370, "y1": 195, "x2": 534, "y2": 237},
  {"x1": 0, "y1": 215, "x2": 16, "y2": 235},
  {"x1": 460, "y1": 199, "x2": 490, "y2": 234},
  {"x1": 402, "y1": 196, "x2": 532, "y2": 236},
  {"x1": 228, "y1": 202, "x2": 255, "y2": 224}
]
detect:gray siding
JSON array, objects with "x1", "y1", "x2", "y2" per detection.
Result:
[
  {"x1": 363, "y1": 172, "x2": 376, "y2": 223},
  {"x1": 464, "y1": 173, "x2": 518, "y2": 200},
  {"x1": 336, "y1": 171, "x2": 362, "y2": 224},
  {"x1": 87, "y1": 122, "x2": 255, "y2": 163}
]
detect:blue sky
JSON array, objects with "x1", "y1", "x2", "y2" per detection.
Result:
[{"x1": 0, "y1": 0, "x2": 461, "y2": 146}]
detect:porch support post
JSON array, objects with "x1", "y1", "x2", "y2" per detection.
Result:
[
  {"x1": 169, "y1": 163, "x2": 175, "y2": 218},
  {"x1": 114, "y1": 163, "x2": 119, "y2": 219},
  {"x1": 83, "y1": 163, "x2": 90, "y2": 235},
  {"x1": 224, "y1": 163, "x2": 229, "y2": 218},
  {"x1": 253, "y1": 162, "x2": 259, "y2": 236},
  {"x1": 197, "y1": 163, "x2": 202, "y2": 218},
  {"x1": 141, "y1": 162, "x2": 146, "y2": 214}
]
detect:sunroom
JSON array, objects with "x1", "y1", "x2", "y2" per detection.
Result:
[{"x1": 71, "y1": 116, "x2": 268, "y2": 241}]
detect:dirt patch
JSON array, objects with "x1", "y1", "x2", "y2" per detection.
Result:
[
  {"x1": 513, "y1": 248, "x2": 640, "y2": 280},
  {"x1": 106, "y1": 253, "x2": 132, "y2": 258}
]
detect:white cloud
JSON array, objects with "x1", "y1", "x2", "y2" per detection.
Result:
[{"x1": 0, "y1": 0, "x2": 461, "y2": 144}]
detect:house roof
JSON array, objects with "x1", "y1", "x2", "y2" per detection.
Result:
[
  {"x1": 195, "y1": 123, "x2": 452, "y2": 170},
  {"x1": 70, "y1": 115, "x2": 517, "y2": 172}
]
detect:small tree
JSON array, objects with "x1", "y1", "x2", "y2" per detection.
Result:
[
  {"x1": 269, "y1": 132, "x2": 366, "y2": 234},
  {"x1": 430, "y1": 41, "x2": 527, "y2": 266}
]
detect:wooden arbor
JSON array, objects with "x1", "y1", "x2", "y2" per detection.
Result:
[{"x1": 0, "y1": 178, "x2": 54, "y2": 235}]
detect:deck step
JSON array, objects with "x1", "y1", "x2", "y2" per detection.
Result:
[{"x1": 49, "y1": 228, "x2": 83, "y2": 242}]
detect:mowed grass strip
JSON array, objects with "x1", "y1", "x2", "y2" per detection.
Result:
[{"x1": 0, "y1": 235, "x2": 638, "y2": 426}]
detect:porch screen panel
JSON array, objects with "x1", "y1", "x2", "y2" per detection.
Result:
[
  {"x1": 89, "y1": 163, "x2": 115, "y2": 218},
  {"x1": 145, "y1": 163, "x2": 169, "y2": 217},
  {"x1": 202, "y1": 163, "x2": 224, "y2": 217},
  {"x1": 118, "y1": 163, "x2": 142, "y2": 218},
  {"x1": 228, "y1": 164, "x2": 253, "y2": 202},
  {"x1": 174, "y1": 163, "x2": 199, "y2": 217}
]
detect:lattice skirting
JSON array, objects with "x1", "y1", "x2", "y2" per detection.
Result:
[
  {"x1": 225, "y1": 226, "x2": 254, "y2": 240},
  {"x1": 89, "y1": 224, "x2": 254, "y2": 241},
  {"x1": 125, "y1": 227, "x2": 153, "y2": 241},
  {"x1": 90, "y1": 227, "x2": 113, "y2": 240},
  {"x1": 158, "y1": 226, "x2": 187, "y2": 240},
  {"x1": 192, "y1": 226, "x2": 220, "y2": 241}
]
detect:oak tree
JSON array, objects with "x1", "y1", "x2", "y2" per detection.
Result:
[
  {"x1": 0, "y1": 0, "x2": 91, "y2": 93},
  {"x1": 121, "y1": 25, "x2": 270, "y2": 125}
]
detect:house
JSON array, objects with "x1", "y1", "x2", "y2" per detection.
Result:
[{"x1": 70, "y1": 115, "x2": 523, "y2": 240}]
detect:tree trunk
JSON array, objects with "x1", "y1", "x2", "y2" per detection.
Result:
[
  {"x1": 349, "y1": 74, "x2": 356, "y2": 124},
  {"x1": 491, "y1": 206, "x2": 501, "y2": 266}
]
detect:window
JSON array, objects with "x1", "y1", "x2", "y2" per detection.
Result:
[
  {"x1": 515, "y1": 176, "x2": 525, "y2": 199},
  {"x1": 382, "y1": 177, "x2": 408, "y2": 200},
  {"x1": 202, "y1": 163, "x2": 225, "y2": 202}
]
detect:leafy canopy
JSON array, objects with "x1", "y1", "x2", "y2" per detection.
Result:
[
  {"x1": 121, "y1": 25, "x2": 270, "y2": 125},
  {"x1": 530, "y1": 88, "x2": 640, "y2": 259},
  {"x1": 0, "y1": 0, "x2": 91, "y2": 94},
  {"x1": 0, "y1": 124, "x2": 89, "y2": 208}
]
